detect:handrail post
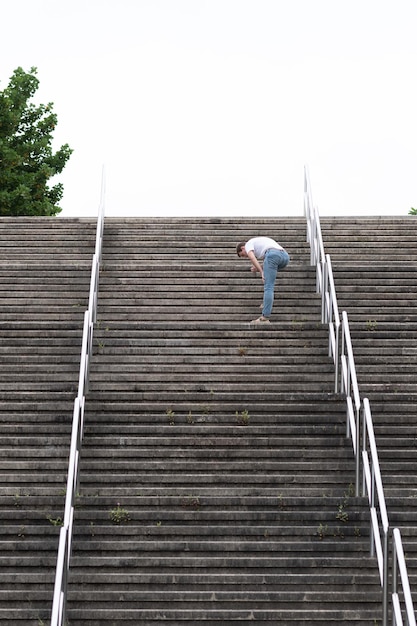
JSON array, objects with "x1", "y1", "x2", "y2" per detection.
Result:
[
  {"x1": 382, "y1": 528, "x2": 389, "y2": 626},
  {"x1": 361, "y1": 403, "x2": 367, "y2": 497},
  {"x1": 334, "y1": 328, "x2": 339, "y2": 394},
  {"x1": 370, "y1": 463, "x2": 376, "y2": 558},
  {"x1": 355, "y1": 402, "x2": 361, "y2": 497},
  {"x1": 322, "y1": 257, "x2": 327, "y2": 323}
]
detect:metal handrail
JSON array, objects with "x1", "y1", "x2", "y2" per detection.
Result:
[
  {"x1": 304, "y1": 167, "x2": 340, "y2": 391},
  {"x1": 304, "y1": 165, "x2": 314, "y2": 246},
  {"x1": 304, "y1": 166, "x2": 325, "y2": 272},
  {"x1": 304, "y1": 166, "x2": 416, "y2": 625},
  {"x1": 304, "y1": 186, "x2": 326, "y2": 294},
  {"x1": 50, "y1": 170, "x2": 105, "y2": 626}
]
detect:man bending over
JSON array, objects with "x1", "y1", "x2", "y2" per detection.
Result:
[{"x1": 236, "y1": 236, "x2": 290, "y2": 324}]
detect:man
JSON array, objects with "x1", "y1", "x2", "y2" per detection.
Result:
[{"x1": 236, "y1": 236, "x2": 290, "y2": 324}]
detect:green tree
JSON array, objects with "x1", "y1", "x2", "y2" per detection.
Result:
[
  {"x1": 0, "y1": 67, "x2": 72, "y2": 216},
  {"x1": 409, "y1": 208, "x2": 417, "y2": 215}
]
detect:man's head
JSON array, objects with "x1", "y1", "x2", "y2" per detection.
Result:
[{"x1": 236, "y1": 242, "x2": 247, "y2": 257}]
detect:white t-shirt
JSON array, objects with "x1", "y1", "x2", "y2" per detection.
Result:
[{"x1": 245, "y1": 237, "x2": 283, "y2": 259}]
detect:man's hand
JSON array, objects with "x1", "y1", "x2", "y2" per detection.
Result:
[
  {"x1": 250, "y1": 264, "x2": 264, "y2": 281},
  {"x1": 247, "y1": 250, "x2": 264, "y2": 277}
]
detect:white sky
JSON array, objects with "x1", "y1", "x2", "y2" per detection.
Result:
[{"x1": 2, "y1": 0, "x2": 416, "y2": 218}]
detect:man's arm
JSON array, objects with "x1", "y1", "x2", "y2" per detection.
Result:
[{"x1": 247, "y1": 250, "x2": 264, "y2": 281}]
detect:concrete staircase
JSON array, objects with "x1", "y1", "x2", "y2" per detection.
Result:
[
  {"x1": 0, "y1": 217, "x2": 96, "y2": 624},
  {"x1": 64, "y1": 218, "x2": 383, "y2": 624},
  {"x1": 4, "y1": 215, "x2": 415, "y2": 624}
]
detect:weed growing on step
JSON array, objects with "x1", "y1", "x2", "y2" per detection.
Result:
[
  {"x1": 366, "y1": 319, "x2": 378, "y2": 331},
  {"x1": 336, "y1": 484, "x2": 354, "y2": 523},
  {"x1": 109, "y1": 503, "x2": 131, "y2": 525},
  {"x1": 47, "y1": 516, "x2": 63, "y2": 527},
  {"x1": 235, "y1": 410, "x2": 250, "y2": 426},
  {"x1": 333, "y1": 527, "x2": 345, "y2": 540},
  {"x1": 13, "y1": 490, "x2": 30, "y2": 507},
  {"x1": 37, "y1": 618, "x2": 55, "y2": 626},
  {"x1": 336, "y1": 500, "x2": 349, "y2": 522},
  {"x1": 180, "y1": 495, "x2": 201, "y2": 510},
  {"x1": 277, "y1": 494, "x2": 286, "y2": 509},
  {"x1": 13, "y1": 493, "x2": 22, "y2": 508},
  {"x1": 187, "y1": 411, "x2": 194, "y2": 424},
  {"x1": 317, "y1": 523, "x2": 329, "y2": 540},
  {"x1": 97, "y1": 339, "x2": 105, "y2": 351},
  {"x1": 238, "y1": 346, "x2": 248, "y2": 357},
  {"x1": 201, "y1": 403, "x2": 211, "y2": 416},
  {"x1": 165, "y1": 408, "x2": 175, "y2": 425}
]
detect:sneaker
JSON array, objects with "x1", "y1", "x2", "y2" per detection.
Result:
[{"x1": 251, "y1": 316, "x2": 271, "y2": 324}]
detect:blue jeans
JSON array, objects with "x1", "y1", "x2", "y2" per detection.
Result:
[{"x1": 262, "y1": 249, "x2": 290, "y2": 317}]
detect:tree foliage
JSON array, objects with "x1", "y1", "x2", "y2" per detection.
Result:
[
  {"x1": 0, "y1": 67, "x2": 72, "y2": 216},
  {"x1": 409, "y1": 207, "x2": 417, "y2": 216}
]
